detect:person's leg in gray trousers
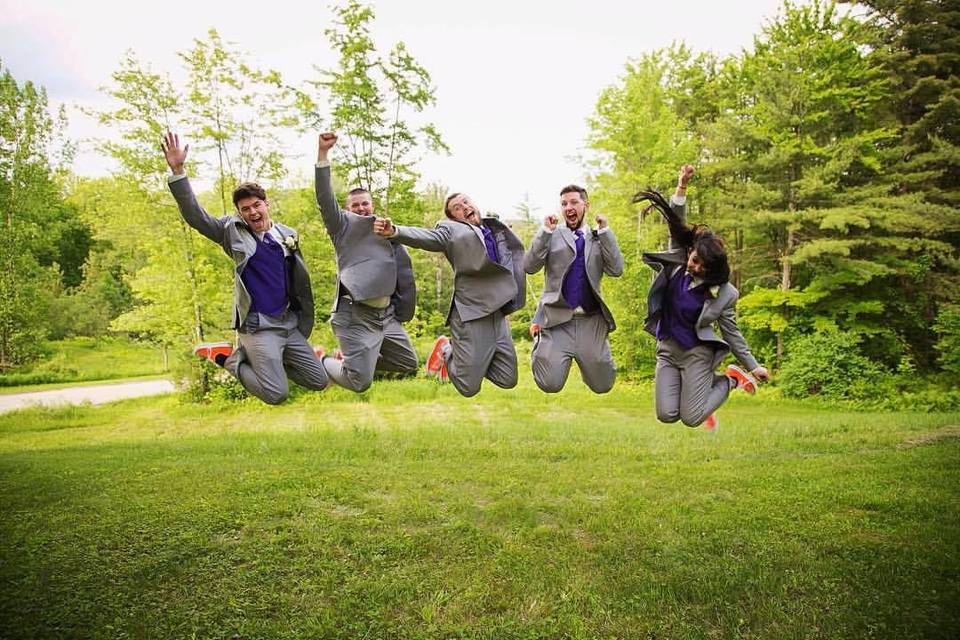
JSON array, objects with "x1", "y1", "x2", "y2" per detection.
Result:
[
  {"x1": 655, "y1": 338, "x2": 732, "y2": 427},
  {"x1": 325, "y1": 299, "x2": 418, "y2": 392},
  {"x1": 532, "y1": 314, "x2": 615, "y2": 394},
  {"x1": 226, "y1": 327, "x2": 328, "y2": 405},
  {"x1": 446, "y1": 308, "x2": 517, "y2": 398}
]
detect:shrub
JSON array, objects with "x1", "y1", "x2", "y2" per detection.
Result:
[
  {"x1": 933, "y1": 304, "x2": 960, "y2": 377},
  {"x1": 780, "y1": 331, "x2": 889, "y2": 401}
]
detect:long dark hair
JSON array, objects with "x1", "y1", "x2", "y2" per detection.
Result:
[{"x1": 633, "y1": 188, "x2": 730, "y2": 287}]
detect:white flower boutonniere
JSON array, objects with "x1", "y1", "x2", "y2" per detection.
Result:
[{"x1": 282, "y1": 234, "x2": 300, "y2": 252}]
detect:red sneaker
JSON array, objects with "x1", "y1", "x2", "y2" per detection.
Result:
[
  {"x1": 438, "y1": 360, "x2": 450, "y2": 384},
  {"x1": 725, "y1": 364, "x2": 757, "y2": 394},
  {"x1": 425, "y1": 336, "x2": 450, "y2": 376},
  {"x1": 703, "y1": 413, "x2": 719, "y2": 432},
  {"x1": 194, "y1": 342, "x2": 232, "y2": 366}
]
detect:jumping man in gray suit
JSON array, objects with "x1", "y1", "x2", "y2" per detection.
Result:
[
  {"x1": 372, "y1": 194, "x2": 526, "y2": 397},
  {"x1": 161, "y1": 131, "x2": 328, "y2": 404},
  {"x1": 314, "y1": 132, "x2": 418, "y2": 391},
  {"x1": 635, "y1": 165, "x2": 770, "y2": 431},
  {"x1": 524, "y1": 185, "x2": 624, "y2": 393}
]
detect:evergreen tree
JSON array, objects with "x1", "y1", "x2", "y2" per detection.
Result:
[
  {"x1": 844, "y1": 0, "x2": 960, "y2": 367},
  {"x1": 709, "y1": 1, "x2": 917, "y2": 367}
]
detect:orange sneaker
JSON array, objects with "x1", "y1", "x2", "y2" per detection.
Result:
[
  {"x1": 194, "y1": 342, "x2": 232, "y2": 366},
  {"x1": 426, "y1": 335, "x2": 450, "y2": 376},
  {"x1": 725, "y1": 364, "x2": 757, "y2": 394},
  {"x1": 703, "y1": 413, "x2": 719, "y2": 432}
]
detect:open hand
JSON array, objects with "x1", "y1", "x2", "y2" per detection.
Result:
[{"x1": 161, "y1": 131, "x2": 188, "y2": 175}]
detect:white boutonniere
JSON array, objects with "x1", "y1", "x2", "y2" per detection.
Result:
[
  {"x1": 709, "y1": 285, "x2": 721, "y2": 299},
  {"x1": 282, "y1": 234, "x2": 299, "y2": 252}
]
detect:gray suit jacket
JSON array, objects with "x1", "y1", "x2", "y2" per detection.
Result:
[
  {"x1": 642, "y1": 199, "x2": 758, "y2": 371},
  {"x1": 315, "y1": 166, "x2": 416, "y2": 322},
  {"x1": 524, "y1": 224, "x2": 624, "y2": 330},
  {"x1": 392, "y1": 218, "x2": 526, "y2": 324},
  {"x1": 168, "y1": 176, "x2": 315, "y2": 338}
]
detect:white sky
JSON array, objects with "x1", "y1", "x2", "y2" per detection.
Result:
[{"x1": 1, "y1": 0, "x2": 787, "y2": 218}]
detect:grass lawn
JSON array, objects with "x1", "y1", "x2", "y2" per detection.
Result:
[
  {"x1": 0, "y1": 376, "x2": 957, "y2": 639},
  {"x1": 0, "y1": 337, "x2": 168, "y2": 388}
]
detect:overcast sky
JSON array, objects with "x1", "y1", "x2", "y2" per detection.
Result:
[{"x1": 2, "y1": 0, "x2": 788, "y2": 218}]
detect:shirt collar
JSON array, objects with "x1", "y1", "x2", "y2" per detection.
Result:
[{"x1": 685, "y1": 271, "x2": 720, "y2": 298}]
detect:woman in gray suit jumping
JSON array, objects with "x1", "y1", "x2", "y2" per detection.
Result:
[{"x1": 634, "y1": 165, "x2": 770, "y2": 432}]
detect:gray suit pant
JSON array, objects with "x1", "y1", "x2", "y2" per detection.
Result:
[
  {"x1": 531, "y1": 313, "x2": 616, "y2": 394},
  {"x1": 324, "y1": 298, "x2": 418, "y2": 392},
  {"x1": 225, "y1": 327, "x2": 329, "y2": 405},
  {"x1": 654, "y1": 338, "x2": 733, "y2": 427},
  {"x1": 447, "y1": 307, "x2": 518, "y2": 398}
]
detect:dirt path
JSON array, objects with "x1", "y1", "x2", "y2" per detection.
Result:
[{"x1": 0, "y1": 379, "x2": 176, "y2": 414}]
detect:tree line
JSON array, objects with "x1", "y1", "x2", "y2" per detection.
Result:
[{"x1": 0, "y1": 0, "x2": 957, "y2": 404}]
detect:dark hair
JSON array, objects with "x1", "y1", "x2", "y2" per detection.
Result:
[
  {"x1": 560, "y1": 184, "x2": 588, "y2": 201},
  {"x1": 232, "y1": 182, "x2": 267, "y2": 208},
  {"x1": 443, "y1": 192, "x2": 462, "y2": 219},
  {"x1": 632, "y1": 187, "x2": 730, "y2": 286},
  {"x1": 689, "y1": 226, "x2": 730, "y2": 287},
  {"x1": 347, "y1": 188, "x2": 370, "y2": 197}
]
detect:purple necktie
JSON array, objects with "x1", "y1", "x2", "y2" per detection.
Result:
[
  {"x1": 561, "y1": 229, "x2": 598, "y2": 312},
  {"x1": 481, "y1": 225, "x2": 500, "y2": 263}
]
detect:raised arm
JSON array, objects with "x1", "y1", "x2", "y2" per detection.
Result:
[
  {"x1": 315, "y1": 131, "x2": 347, "y2": 239},
  {"x1": 523, "y1": 214, "x2": 558, "y2": 274},
  {"x1": 594, "y1": 214, "x2": 624, "y2": 276},
  {"x1": 162, "y1": 131, "x2": 226, "y2": 244}
]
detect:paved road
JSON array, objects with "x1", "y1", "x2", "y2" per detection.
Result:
[{"x1": 0, "y1": 379, "x2": 176, "y2": 414}]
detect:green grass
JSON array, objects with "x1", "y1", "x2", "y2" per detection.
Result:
[
  {"x1": 0, "y1": 337, "x2": 168, "y2": 388},
  {"x1": 0, "y1": 376, "x2": 958, "y2": 639}
]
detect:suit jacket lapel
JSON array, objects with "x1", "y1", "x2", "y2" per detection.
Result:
[
  {"x1": 558, "y1": 226, "x2": 576, "y2": 254},
  {"x1": 583, "y1": 227, "x2": 595, "y2": 264}
]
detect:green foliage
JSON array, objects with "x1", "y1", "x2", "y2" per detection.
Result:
[
  {"x1": 780, "y1": 330, "x2": 888, "y2": 400},
  {"x1": 307, "y1": 0, "x2": 448, "y2": 222},
  {"x1": 0, "y1": 61, "x2": 85, "y2": 368},
  {"x1": 586, "y1": 45, "x2": 713, "y2": 374},
  {"x1": 933, "y1": 303, "x2": 960, "y2": 376},
  {"x1": 0, "y1": 336, "x2": 166, "y2": 387},
  {"x1": 179, "y1": 28, "x2": 295, "y2": 211}
]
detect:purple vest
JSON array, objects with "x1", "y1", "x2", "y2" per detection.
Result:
[
  {"x1": 241, "y1": 232, "x2": 289, "y2": 317},
  {"x1": 561, "y1": 229, "x2": 599, "y2": 312},
  {"x1": 656, "y1": 270, "x2": 708, "y2": 348}
]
